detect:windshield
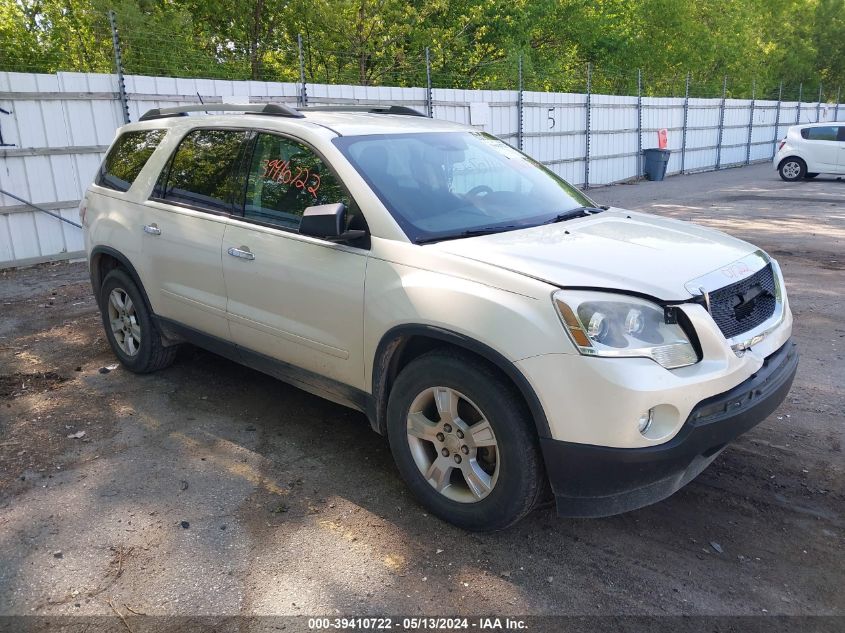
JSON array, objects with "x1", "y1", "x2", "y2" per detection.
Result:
[{"x1": 332, "y1": 131, "x2": 596, "y2": 243}]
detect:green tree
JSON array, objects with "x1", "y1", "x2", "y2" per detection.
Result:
[
  {"x1": 814, "y1": 0, "x2": 845, "y2": 91},
  {"x1": 0, "y1": 0, "x2": 841, "y2": 99}
]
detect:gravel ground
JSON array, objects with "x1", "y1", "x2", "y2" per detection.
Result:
[{"x1": 0, "y1": 163, "x2": 842, "y2": 627}]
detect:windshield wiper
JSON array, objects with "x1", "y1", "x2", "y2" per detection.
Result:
[
  {"x1": 415, "y1": 205, "x2": 607, "y2": 244},
  {"x1": 416, "y1": 224, "x2": 521, "y2": 244},
  {"x1": 543, "y1": 206, "x2": 605, "y2": 224}
]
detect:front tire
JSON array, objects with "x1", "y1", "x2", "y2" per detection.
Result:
[
  {"x1": 99, "y1": 269, "x2": 178, "y2": 373},
  {"x1": 386, "y1": 350, "x2": 544, "y2": 531},
  {"x1": 778, "y1": 158, "x2": 806, "y2": 181}
]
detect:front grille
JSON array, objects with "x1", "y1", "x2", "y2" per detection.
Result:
[{"x1": 708, "y1": 264, "x2": 777, "y2": 339}]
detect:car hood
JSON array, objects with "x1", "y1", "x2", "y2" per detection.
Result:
[{"x1": 429, "y1": 209, "x2": 759, "y2": 300}]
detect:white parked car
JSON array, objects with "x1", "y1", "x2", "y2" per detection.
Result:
[
  {"x1": 82, "y1": 104, "x2": 797, "y2": 530},
  {"x1": 774, "y1": 122, "x2": 845, "y2": 181}
]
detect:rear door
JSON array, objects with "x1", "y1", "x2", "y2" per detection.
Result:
[
  {"x1": 89, "y1": 128, "x2": 168, "y2": 288},
  {"x1": 221, "y1": 131, "x2": 369, "y2": 391},
  {"x1": 143, "y1": 128, "x2": 249, "y2": 341}
]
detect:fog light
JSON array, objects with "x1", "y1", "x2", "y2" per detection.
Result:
[{"x1": 638, "y1": 409, "x2": 654, "y2": 434}]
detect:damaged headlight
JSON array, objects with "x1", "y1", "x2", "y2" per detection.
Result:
[{"x1": 553, "y1": 290, "x2": 699, "y2": 369}]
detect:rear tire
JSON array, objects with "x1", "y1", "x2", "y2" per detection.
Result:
[
  {"x1": 99, "y1": 269, "x2": 178, "y2": 373},
  {"x1": 804, "y1": 172, "x2": 819, "y2": 179},
  {"x1": 778, "y1": 158, "x2": 806, "y2": 181},
  {"x1": 386, "y1": 349, "x2": 545, "y2": 531}
]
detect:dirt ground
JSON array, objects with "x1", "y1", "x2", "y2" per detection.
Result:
[{"x1": 0, "y1": 164, "x2": 843, "y2": 627}]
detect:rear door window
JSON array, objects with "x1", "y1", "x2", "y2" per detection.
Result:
[
  {"x1": 97, "y1": 129, "x2": 166, "y2": 192},
  {"x1": 243, "y1": 133, "x2": 354, "y2": 231},
  {"x1": 157, "y1": 129, "x2": 248, "y2": 213},
  {"x1": 801, "y1": 126, "x2": 839, "y2": 141}
]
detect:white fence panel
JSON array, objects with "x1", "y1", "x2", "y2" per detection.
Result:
[
  {"x1": 432, "y1": 88, "x2": 518, "y2": 143},
  {"x1": 590, "y1": 95, "x2": 637, "y2": 185},
  {"x1": 683, "y1": 99, "x2": 718, "y2": 172},
  {"x1": 0, "y1": 214, "x2": 14, "y2": 262},
  {"x1": 523, "y1": 91, "x2": 586, "y2": 186},
  {"x1": 751, "y1": 101, "x2": 779, "y2": 163},
  {"x1": 2, "y1": 70, "x2": 838, "y2": 268},
  {"x1": 0, "y1": 71, "x2": 122, "y2": 266},
  {"x1": 721, "y1": 99, "x2": 751, "y2": 167}
]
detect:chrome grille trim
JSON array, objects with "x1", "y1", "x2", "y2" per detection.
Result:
[{"x1": 685, "y1": 251, "x2": 786, "y2": 353}]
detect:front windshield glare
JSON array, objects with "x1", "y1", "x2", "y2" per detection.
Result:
[{"x1": 332, "y1": 132, "x2": 595, "y2": 243}]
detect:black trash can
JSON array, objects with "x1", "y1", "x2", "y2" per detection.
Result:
[{"x1": 643, "y1": 148, "x2": 671, "y2": 181}]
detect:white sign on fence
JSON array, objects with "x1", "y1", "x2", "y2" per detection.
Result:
[{"x1": 469, "y1": 101, "x2": 491, "y2": 126}]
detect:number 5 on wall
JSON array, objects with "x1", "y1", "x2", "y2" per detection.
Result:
[{"x1": 547, "y1": 108, "x2": 556, "y2": 130}]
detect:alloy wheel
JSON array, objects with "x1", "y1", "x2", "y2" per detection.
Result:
[
  {"x1": 406, "y1": 386, "x2": 500, "y2": 503},
  {"x1": 107, "y1": 288, "x2": 141, "y2": 357},
  {"x1": 782, "y1": 161, "x2": 801, "y2": 179}
]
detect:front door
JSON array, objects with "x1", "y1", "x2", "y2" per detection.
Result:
[{"x1": 222, "y1": 132, "x2": 369, "y2": 392}]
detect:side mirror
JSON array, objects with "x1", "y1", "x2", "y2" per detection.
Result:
[{"x1": 300, "y1": 202, "x2": 367, "y2": 242}]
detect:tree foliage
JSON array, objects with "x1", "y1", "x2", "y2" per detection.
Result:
[{"x1": 1, "y1": 0, "x2": 842, "y2": 98}]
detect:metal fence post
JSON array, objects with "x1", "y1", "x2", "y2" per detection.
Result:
[
  {"x1": 108, "y1": 10, "x2": 130, "y2": 124},
  {"x1": 745, "y1": 79, "x2": 755, "y2": 165},
  {"x1": 297, "y1": 35, "x2": 308, "y2": 107},
  {"x1": 636, "y1": 69, "x2": 643, "y2": 178},
  {"x1": 681, "y1": 72, "x2": 690, "y2": 175},
  {"x1": 771, "y1": 80, "x2": 783, "y2": 159},
  {"x1": 796, "y1": 82, "x2": 802, "y2": 124},
  {"x1": 816, "y1": 83, "x2": 822, "y2": 122},
  {"x1": 836, "y1": 86, "x2": 841, "y2": 121},
  {"x1": 517, "y1": 54, "x2": 524, "y2": 150},
  {"x1": 425, "y1": 47, "x2": 433, "y2": 118},
  {"x1": 584, "y1": 62, "x2": 592, "y2": 189},
  {"x1": 715, "y1": 75, "x2": 727, "y2": 170}
]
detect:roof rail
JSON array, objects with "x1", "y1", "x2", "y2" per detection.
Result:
[
  {"x1": 300, "y1": 105, "x2": 426, "y2": 117},
  {"x1": 138, "y1": 103, "x2": 304, "y2": 122}
]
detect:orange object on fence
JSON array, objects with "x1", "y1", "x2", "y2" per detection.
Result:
[{"x1": 657, "y1": 128, "x2": 668, "y2": 149}]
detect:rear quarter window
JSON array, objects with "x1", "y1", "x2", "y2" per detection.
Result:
[
  {"x1": 800, "y1": 126, "x2": 839, "y2": 141},
  {"x1": 97, "y1": 129, "x2": 166, "y2": 192}
]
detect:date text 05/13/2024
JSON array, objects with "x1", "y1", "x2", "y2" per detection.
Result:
[{"x1": 307, "y1": 617, "x2": 528, "y2": 630}]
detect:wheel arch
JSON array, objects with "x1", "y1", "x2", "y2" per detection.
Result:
[
  {"x1": 370, "y1": 324, "x2": 552, "y2": 440},
  {"x1": 89, "y1": 246, "x2": 153, "y2": 314},
  {"x1": 777, "y1": 155, "x2": 807, "y2": 170}
]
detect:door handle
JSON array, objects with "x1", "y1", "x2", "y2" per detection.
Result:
[
  {"x1": 143, "y1": 223, "x2": 161, "y2": 235},
  {"x1": 227, "y1": 246, "x2": 255, "y2": 261}
]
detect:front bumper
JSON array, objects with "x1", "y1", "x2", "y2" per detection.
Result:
[{"x1": 540, "y1": 339, "x2": 798, "y2": 517}]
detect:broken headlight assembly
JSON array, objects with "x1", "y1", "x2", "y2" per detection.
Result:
[{"x1": 553, "y1": 290, "x2": 699, "y2": 369}]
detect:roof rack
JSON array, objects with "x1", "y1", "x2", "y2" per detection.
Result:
[
  {"x1": 300, "y1": 105, "x2": 426, "y2": 117},
  {"x1": 138, "y1": 103, "x2": 304, "y2": 122}
]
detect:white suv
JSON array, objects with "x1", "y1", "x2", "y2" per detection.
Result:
[
  {"x1": 774, "y1": 122, "x2": 845, "y2": 181},
  {"x1": 82, "y1": 104, "x2": 798, "y2": 530}
]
